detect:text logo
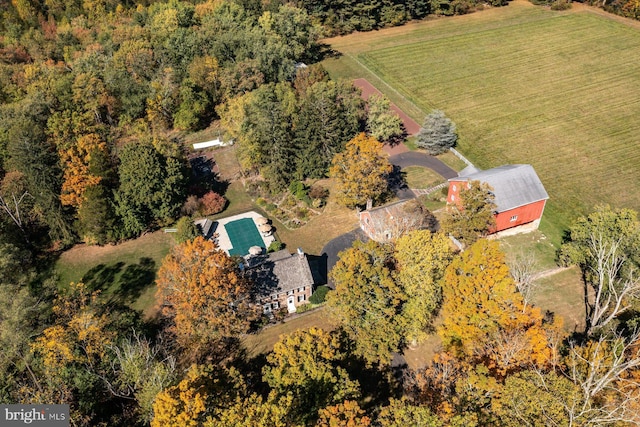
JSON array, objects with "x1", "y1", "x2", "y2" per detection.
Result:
[{"x1": 1, "y1": 405, "x2": 69, "y2": 426}]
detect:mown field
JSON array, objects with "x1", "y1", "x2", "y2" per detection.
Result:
[{"x1": 323, "y1": 1, "x2": 640, "y2": 246}]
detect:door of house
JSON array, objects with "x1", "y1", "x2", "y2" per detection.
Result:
[{"x1": 287, "y1": 296, "x2": 296, "y2": 313}]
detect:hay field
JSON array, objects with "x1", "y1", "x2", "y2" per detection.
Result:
[{"x1": 323, "y1": 1, "x2": 640, "y2": 243}]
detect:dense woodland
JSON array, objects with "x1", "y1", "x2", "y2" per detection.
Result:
[{"x1": 2, "y1": 0, "x2": 640, "y2": 426}]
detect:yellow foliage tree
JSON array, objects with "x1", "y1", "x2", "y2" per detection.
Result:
[
  {"x1": 32, "y1": 282, "x2": 113, "y2": 373},
  {"x1": 151, "y1": 366, "x2": 209, "y2": 427},
  {"x1": 151, "y1": 364, "x2": 246, "y2": 427},
  {"x1": 439, "y1": 239, "x2": 561, "y2": 375},
  {"x1": 329, "y1": 133, "x2": 392, "y2": 209},
  {"x1": 206, "y1": 392, "x2": 297, "y2": 427},
  {"x1": 155, "y1": 237, "x2": 258, "y2": 357},
  {"x1": 327, "y1": 240, "x2": 407, "y2": 365},
  {"x1": 395, "y1": 230, "x2": 454, "y2": 345},
  {"x1": 262, "y1": 328, "x2": 360, "y2": 424}
]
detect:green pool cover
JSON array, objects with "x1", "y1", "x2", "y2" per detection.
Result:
[{"x1": 225, "y1": 218, "x2": 264, "y2": 256}]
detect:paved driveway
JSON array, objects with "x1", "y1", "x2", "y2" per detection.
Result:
[
  {"x1": 389, "y1": 152, "x2": 458, "y2": 180},
  {"x1": 321, "y1": 228, "x2": 367, "y2": 288}
]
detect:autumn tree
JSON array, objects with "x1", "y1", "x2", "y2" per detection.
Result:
[
  {"x1": 316, "y1": 400, "x2": 372, "y2": 427},
  {"x1": 493, "y1": 370, "x2": 576, "y2": 427},
  {"x1": 366, "y1": 94, "x2": 403, "y2": 143},
  {"x1": 206, "y1": 393, "x2": 297, "y2": 427},
  {"x1": 27, "y1": 282, "x2": 116, "y2": 415},
  {"x1": 441, "y1": 180, "x2": 496, "y2": 247},
  {"x1": 199, "y1": 191, "x2": 226, "y2": 215},
  {"x1": 377, "y1": 398, "x2": 442, "y2": 427},
  {"x1": 329, "y1": 133, "x2": 392, "y2": 209},
  {"x1": 151, "y1": 364, "x2": 244, "y2": 427},
  {"x1": 327, "y1": 240, "x2": 406, "y2": 365},
  {"x1": 262, "y1": 328, "x2": 361, "y2": 424},
  {"x1": 559, "y1": 205, "x2": 640, "y2": 335},
  {"x1": 395, "y1": 230, "x2": 454, "y2": 345},
  {"x1": 416, "y1": 110, "x2": 457, "y2": 155},
  {"x1": 155, "y1": 237, "x2": 258, "y2": 359},
  {"x1": 59, "y1": 133, "x2": 108, "y2": 208},
  {"x1": 560, "y1": 331, "x2": 640, "y2": 425},
  {"x1": 439, "y1": 239, "x2": 559, "y2": 375}
]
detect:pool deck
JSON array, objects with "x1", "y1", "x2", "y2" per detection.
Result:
[{"x1": 212, "y1": 211, "x2": 275, "y2": 255}]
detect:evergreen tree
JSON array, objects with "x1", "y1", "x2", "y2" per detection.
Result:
[{"x1": 416, "y1": 110, "x2": 457, "y2": 155}]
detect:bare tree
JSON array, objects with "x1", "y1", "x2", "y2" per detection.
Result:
[
  {"x1": 560, "y1": 206, "x2": 640, "y2": 336},
  {"x1": 0, "y1": 191, "x2": 31, "y2": 236},
  {"x1": 507, "y1": 250, "x2": 539, "y2": 311},
  {"x1": 584, "y1": 231, "x2": 640, "y2": 335},
  {"x1": 560, "y1": 330, "x2": 640, "y2": 426}
]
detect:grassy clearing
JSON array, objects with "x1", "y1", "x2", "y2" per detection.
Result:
[
  {"x1": 532, "y1": 266, "x2": 585, "y2": 332},
  {"x1": 241, "y1": 307, "x2": 337, "y2": 357},
  {"x1": 55, "y1": 231, "x2": 173, "y2": 317},
  {"x1": 436, "y1": 151, "x2": 468, "y2": 172},
  {"x1": 323, "y1": 2, "x2": 640, "y2": 246},
  {"x1": 498, "y1": 230, "x2": 558, "y2": 272},
  {"x1": 403, "y1": 166, "x2": 445, "y2": 189}
]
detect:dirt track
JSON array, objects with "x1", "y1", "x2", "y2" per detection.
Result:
[{"x1": 353, "y1": 78, "x2": 421, "y2": 138}]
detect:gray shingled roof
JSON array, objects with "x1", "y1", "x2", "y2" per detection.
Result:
[
  {"x1": 452, "y1": 164, "x2": 548, "y2": 213},
  {"x1": 248, "y1": 250, "x2": 314, "y2": 298}
]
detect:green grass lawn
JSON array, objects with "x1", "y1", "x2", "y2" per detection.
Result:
[
  {"x1": 55, "y1": 231, "x2": 174, "y2": 317},
  {"x1": 499, "y1": 230, "x2": 559, "y2": 272},
  {"x1": 241, "y1": 307, "x2": 337, "y2": 357},
  {"x1": 323, "y1": 2, "x2": 640, "y2": 246},
  {"x1": 531, "y1": 266, "x2": 585, "y2": 332},
  {"x1": 436, "y1": 151, "x2": 468, "y2": 172},
  {"x1": 403, "y1": 166, "x2": 445, "y2": 189}
]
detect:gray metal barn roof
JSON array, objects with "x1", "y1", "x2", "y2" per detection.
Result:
[{"x1": 451, "y1": 164, "x2": 548, "y2": 213}]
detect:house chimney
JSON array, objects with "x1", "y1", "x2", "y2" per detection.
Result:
[
  {"x1": 366, "y1": 198, "x2": 373, "y2": 211},
  {"x1": 297, "y1": 247, "x2": 304, "y2": 258}
]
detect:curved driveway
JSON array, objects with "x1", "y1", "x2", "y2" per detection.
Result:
[
  {"x1": 389, "y1": 152, "x2": 458, "y2": 180},
  {"x1": 321, "y1": 229, "x2": 366, "y2": 288},
  {"x1": 319, "y1": 151, "x2": 458, "y2": 287}
]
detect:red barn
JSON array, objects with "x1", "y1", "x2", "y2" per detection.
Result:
[{"x1": 447, "y1": 164, "x2": 549, "y2": 234}]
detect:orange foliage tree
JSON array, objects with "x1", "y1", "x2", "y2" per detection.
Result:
[
  {"x1": 439, "y1": 239, "x2": 563, "y2": 376},
  {"x1": 155, "y1": 237, "x2": 258, "y2": 357},
  {"x1": 316, "y1": 400, "x2": 371, "y2": 427},
  {"x1": 59, "y1": 133, "x2": 108, "y2": 208}
]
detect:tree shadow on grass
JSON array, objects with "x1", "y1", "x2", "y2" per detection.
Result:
[
  {"x1": 113, "y1": 257, "x2": 156, "y2": 305},
  {"x1": 82, "y1": 262, "x2": 125, "y2": 292}
]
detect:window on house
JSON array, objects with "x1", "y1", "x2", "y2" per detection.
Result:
[
  {"x1": 298, "y1": 287, "x2": 305, "y2": 293},
  {"x1": 272, "y1": 301, "x2": 279, "y2": 310},
  {"x1": 451, "y1": 194, "x2": 455, "y2": 202},
  {"x1": 452, "y1": 184, "x2": 457, "y2": 191},
  {"x1": 271, "y1": 294, "x2": 278, "y2": 300},
  {"x1": 510, "y1": 215, "x2": 518, "y2": 222},
  {"x1": 287, "y1": 290, "x2": 294, "y2": 296},
  {"x1": 298, "y1": 295, "x2": 306, "y2": 302}
]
